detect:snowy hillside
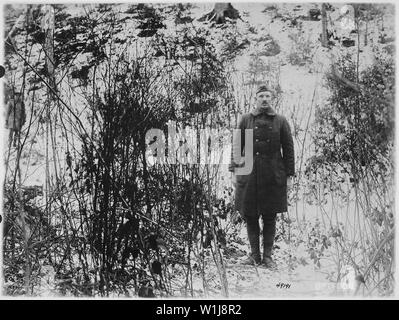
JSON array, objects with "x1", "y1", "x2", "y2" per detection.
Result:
[{"x1": 2, "y1": 2, "x2": 395, "y2": 298}]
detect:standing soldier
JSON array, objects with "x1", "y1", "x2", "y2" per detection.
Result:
[{"x1": 229, "y1": 84, "x2": 295, "y2": 269}]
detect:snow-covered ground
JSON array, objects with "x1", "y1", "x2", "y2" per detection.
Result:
[{"x1": 2, "y1": 2, "x2": 394, "y2": 298}]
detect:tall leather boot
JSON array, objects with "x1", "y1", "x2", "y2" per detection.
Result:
[
  {"x1": 262, "y1": 212, "x2": 277, "y2": 269},
  {"x1": 243, "y1": 215, "x2": 261, "y2": 265}
]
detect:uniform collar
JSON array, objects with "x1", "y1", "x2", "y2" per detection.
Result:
[{"x1": 251, "y1": 106, "x2": 276, "y2": 117}]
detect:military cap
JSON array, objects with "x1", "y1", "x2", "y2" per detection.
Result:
[{"x1": 256, "y1": 84, "x2": 273, "y2": 95}]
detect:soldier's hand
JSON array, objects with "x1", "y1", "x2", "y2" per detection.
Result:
[
  {"x1": 287, "y1": 176, "x2": 293, "y2": 191},
  {"x1": 232, "y1": 173, "x2": 236, "y2": 187}
]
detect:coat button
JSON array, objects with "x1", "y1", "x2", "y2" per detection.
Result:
[
  {"x1": 267, "y1": 139, "x2": 270, "y2": 142},
  {"x1": 255, "y1": 139, "x2": 259, "y2": 142},
  {"x1": 255, "y1": 126, "x2": 258, "y2": 129},
  {"x1": 269, "y1": 127, "x2": 272, "y2": 129},
  {"x1": 256, "y1": 152, "x2": 259, "y2": 155}
]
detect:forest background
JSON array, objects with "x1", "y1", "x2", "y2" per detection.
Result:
[{"x1": 0, "y1": 1, "x2": 395, "y2": 298}]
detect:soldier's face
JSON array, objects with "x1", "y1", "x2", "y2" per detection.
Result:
[{"x1": 256, "y1": 91, "x2": 273, "y2": 108}]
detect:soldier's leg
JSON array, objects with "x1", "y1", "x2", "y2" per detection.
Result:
[
  {"x1": 243, "y1": 214, "x2": 261, "y2": 265},
  {"x1": 261, "y1": 211, "x2": 277, "y2": 268}
]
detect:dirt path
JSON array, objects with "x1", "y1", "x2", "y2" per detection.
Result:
[
  {"x1": 197, "y1": 229, "x2": 343, "y2": 299},
  {"x1": 224, "y1": 261, "x2": 333, "y2": 298}
]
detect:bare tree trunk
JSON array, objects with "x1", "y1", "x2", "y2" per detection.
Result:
[
  {"x1": 19, "y1": 5, "x2": 31, "y2": 296},
  {"x1": 43, "y1": 6, "x2": 55, "y2": 192},
  {"x1": 43, "y1": 3, "x2": 55, "y2": 264},
  {"x1": 321, "y1": 3, "x2": 328, "y2": 47},
  {"x1": 43, "y1": 5, "x2": 55, "y2": 90},
  {"x1": 199, "y1": 3, "x2": 240, "y2": 24}
]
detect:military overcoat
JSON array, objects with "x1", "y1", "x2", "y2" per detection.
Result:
[{"x1": 230, "y1": 106, "x2": 295, "y2": 217}]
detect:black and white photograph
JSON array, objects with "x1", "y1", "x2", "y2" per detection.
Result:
[{"x1": 0, "y1": 1, "x2": 396, "y2": 301}]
